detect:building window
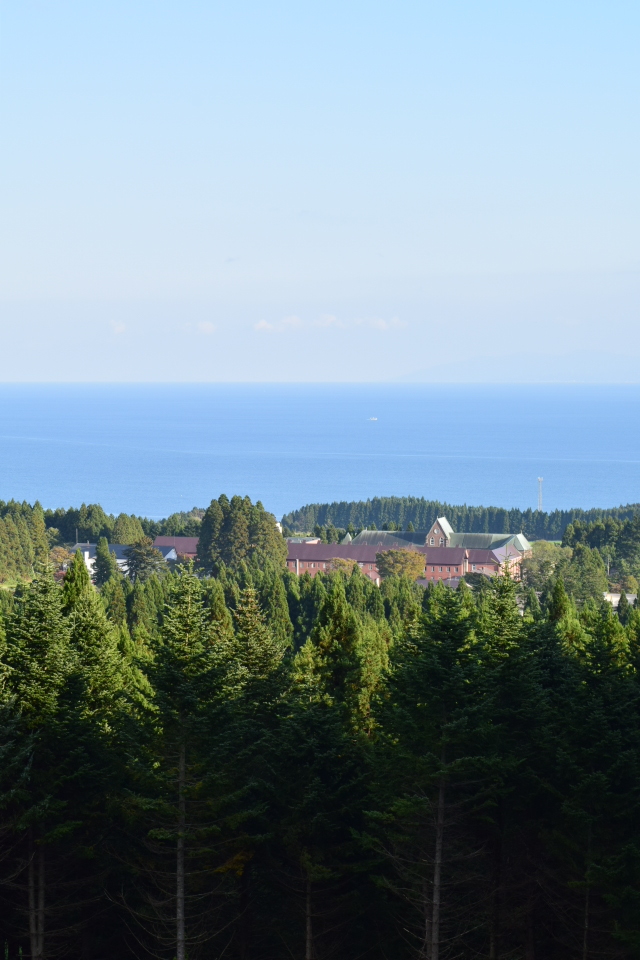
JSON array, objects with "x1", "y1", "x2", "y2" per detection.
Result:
[
  {"x1": 439, "y1": 566, "x2": 443, "y2": 572},
  {"x1": 430, "y1": 537, "x2": 434, "y2": 545},
  {"x1": 472, "y1": 564, "x2": 476, "y2": 571},
  {"x1": 455, "y1": 567, "x2": 459, "y2": 572},
  {"x1": 310, "y1": 563, "x2": 315, "y2": 568},
  {"x1": 431, "y1": 566, "x2": 435, "y2": 572},
  {"x1": 447, "y1": 567, "x2": 450, "y2": 572},
  {"x1": 440, "y1": 537, "x2": 444, "y2": 545}
]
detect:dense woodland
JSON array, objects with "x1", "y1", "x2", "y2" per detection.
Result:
[
  {"x1": 5, "y1": 494, "x2": 640, "y2": 586},
  {"x1": 2, "y1": 496, "x2": 640, "y2": 958},
  {"x1": 282, "y1": 496, "x2": 640, "y2": 541}
]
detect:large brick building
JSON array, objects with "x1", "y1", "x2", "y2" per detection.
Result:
[{"x1": 286, "y1": 516, "x2": 530, "y2": 584}]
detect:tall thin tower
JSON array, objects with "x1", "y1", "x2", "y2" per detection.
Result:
[{"x1": 537, "y1": 477, "x2": 543, "y2": 512}]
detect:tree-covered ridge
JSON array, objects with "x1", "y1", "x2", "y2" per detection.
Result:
[
  {"x1": 42, "y1": 502, "x2": 204, "y2": 544},
  {"x1": 282, "y1": 495, "x2": 640, "y2": 540},
  {"x1": 2, "y1": 555, "x2": 640, "y2": 958}
]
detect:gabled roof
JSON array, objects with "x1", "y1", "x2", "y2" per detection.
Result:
[
  {"x1": 434, "y1": 516, "x2": 455, "y2": 539},
  {"x1": 287, "y1": 542, "x2": 395, "y2": 563},
  {"x1": 448, "y1": 533, "x2": 521, "y2": 550},
  {"x1": 73, "y1": 543, "x2": 177, "y2": 561},
  {"x1": 350, "y1": 530, "x2": 418, "y2": 549},
  {"x1": 421, "y1": 547, "x2": 467, "y2": 563},
  {"x1": 154, "y1": 536, "x2": 199, "y2": 554}
]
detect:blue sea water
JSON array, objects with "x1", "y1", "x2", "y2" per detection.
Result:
[{"x1": 0, "y1": 384, "x2": 639, "y2": 521}]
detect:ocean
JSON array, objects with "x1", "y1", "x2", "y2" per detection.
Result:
[{"x1": 0, "y1": 383, "x2": 639, "y2": 521}]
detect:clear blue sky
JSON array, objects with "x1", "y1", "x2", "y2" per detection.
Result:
[{"x1": 1, "y1": 0, "x2": 639, "y2": 381}]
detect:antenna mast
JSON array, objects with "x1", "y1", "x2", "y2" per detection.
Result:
[{"x1": 537, "y1": 478, "x2": 543, "y2": 513}]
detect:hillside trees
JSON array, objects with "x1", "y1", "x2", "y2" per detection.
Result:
[{"x1": 197, "y1": 495, "x2": 286, "y2": 575}]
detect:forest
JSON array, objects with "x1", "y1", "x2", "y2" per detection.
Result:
[
  {"x1": 281, "y1": 495, "x2": 640, "y2": 541},
  {"x1": 2, "y1": 495, "x2": 640, "y2": 958}
]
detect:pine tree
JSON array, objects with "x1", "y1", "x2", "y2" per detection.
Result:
[
  {"x1": 124, "y1": 537, "x2": 165, "y2": 583},
  {"x1": 3, "y1": 572, "x2": 74, "y2": 959},
  {"x1": 234, "y1": 585, "x2": 284, "y2": 682},
  {"x1": 28, "y1": 503, "x2": 50, "y2": 565},
  {"x1": 262, "y1": 572, "x2": 294, "y2": 651},
  {"x1": 132, "y1": 569, "x2": 219, "y2": 960},
  {"x1": 112, "y1": 513, "x2": 146, "y2": 544},
  {"x1": 94, "y1": 536, "x2": 119, "y2": 586},
  {"x1": 101, "y1": 573, "x2": 128, "y2": 626},
  {"x1": 62, "y1": 550, "x2": 93, "y2": 612},
  {"x1": 371, "y1": 583, "x2": 483, "y2": 959},
  {"x1": 617, "y1": 587, "x2": 631, "y2": 625}
]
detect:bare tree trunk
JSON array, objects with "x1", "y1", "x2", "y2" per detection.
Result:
[
  {"x1": 582, "y1": 827, "x2": 591, "y2": 960},
  {"x1": 305, "y1": 877, "x2": 313, "y2": 960},
  {"x1": 37, "y1": 848, "x2": 45, "y2": 959},
  {"x1": 422, "y1": 878, "x2": 432, "y2": 960},
  {"x1": 28, "y1": 831, "x2": 37, "y2": 960},
  {"x1": 176, "y1": 742, "x2": 186, "y2": 960},
  {"x1": 238, "y1": 864, "x2": 251, "y2": 960},
  {"x1": 489, "y1": 839, "x2": 501, "y2": 960},
  {"x1": 431, "y1": 775, "x2": 446, "y2": 960},
  {"x1": 27, "y1": 832, "x2": 45, "y2": 960},
  {"x1": 582, "y1": 884, "x2": 590, "y2": 960}
]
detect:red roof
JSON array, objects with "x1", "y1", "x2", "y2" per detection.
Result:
[
  {"x1": 287, "y1": 543, "x2": 384, "y2": 563},
  {"x1": 154, "y1": 536, "x2": 199, "y2": 555},
  {"x1": 465, "y1": 549, "x2": 500, "y2": 564},
  {"x1": 287, "y1": 542, "x2": 504, "y2": 567}
]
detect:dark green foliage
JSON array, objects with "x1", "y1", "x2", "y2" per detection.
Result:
[
  {"x1": 618, "y1": 588, "x2": 631, "y2": 624},
  {"x1": 282, "y1": 495, "x2": 640, "y2": 541},
  {"x1": 197, "y1": 494, "x2": 286, "y2": 574},
  {"x1": 112, "y1": 512, "x2": 146, "y2": 544},
  {"x1": 124, "y1": 537, "x2": 166, "y2": 583},
  {"x1": 94, "y1": 535, "x2": 119, "y2": 585},
  {"x1": 0, "y1": 501, "x2": 47, "y2": 581},
  {"x1": 101, "y1": 572, "x2": 129, "y2": 625},
  {"x1": 2, "y1": 538, "x2": 640, "y2": 959},
  {"x1": 62, "y1": 549, "x2": 93, "y2": 611}
]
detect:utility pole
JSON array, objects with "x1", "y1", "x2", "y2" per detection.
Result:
[{"x1": 537, "y1": 478, "x2": 543, "y2": 513}]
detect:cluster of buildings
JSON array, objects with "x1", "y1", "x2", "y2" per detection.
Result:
[
  {"x1": 72, "y1": 521, "x2": 530, "y2": 588},
  {"x1": 285, "y1": 517, "x2": 531, "y2": 586},
  {"x1": 73, "y1": 536, "x2": 198, "y2": 577}
]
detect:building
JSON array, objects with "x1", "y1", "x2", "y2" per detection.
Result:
[
  {"x1": 285, "y1": 541, "x2": 523, "y2": 585},
  {"x1": 153, "y1": 536, "x2": 199, "y2": 561},
  {"x1": 73, "y1": 542, "x2": 178, "y2": 577},
  {"x1": 351, "y1": 517, "x2": 531, "y2": 555},
  {"x1": 286, "y1": 515, "x2": 529, "y2": 584},
  {"x1": 286, "y1": 542, "x2": 384, "y2": 584}
]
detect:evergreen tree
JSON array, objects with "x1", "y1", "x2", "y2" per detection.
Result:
[
  {"x1": 617, "y1": 587, "x2": 631, "y2": 624},
  {"x1": 112, "y1": 513, "x2": 146, "y2": 544},
  {"x1": 233, "y1": 585, "x2": 285, "y2": 682},
  {"x1": 2, "y1": 572, "x2": 74, "y2": 958},
  {"x1": 62, "y1": 549, "x2": 92, "y2": 611},
  {"x1": 124, "y1": 537, "x2": 165, "y2": 583},
  {"x1": 101, "y1": 573, "x2": 128, "y2": 625},
  {"x1": 132, "y1": 569, "x2": 223, "y2": 960},
  {"x1": 371, "y1": 582, "x2": 483, "y2": 959},
  {"x1": 197, "y1": 495, "x2": 286, "y2": 575},
  {"x1": 94, "y1": 536, "x2": 119, "y2": 586}
]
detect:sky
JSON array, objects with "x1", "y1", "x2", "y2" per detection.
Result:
[{"x1": 1, "y1": 0, "x2": 639, "y2": 382}]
